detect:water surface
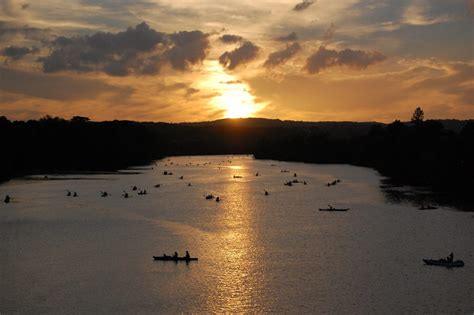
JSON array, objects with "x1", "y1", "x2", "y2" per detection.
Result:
[{"x1": 1, "y1": 156, "x2": 473, "y2": 313}]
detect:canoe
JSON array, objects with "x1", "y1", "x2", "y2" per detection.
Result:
[
  {"x1": 153, "y1": 256, "x2": 198, "y2": 261},
  {"x1": 423, "y1": 259, "x2": 464, "y2": 268},
  {"x1": 319, "y1": 208, "x2": 349, "y2": 211}
]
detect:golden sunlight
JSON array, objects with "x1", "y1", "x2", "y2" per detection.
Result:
[{"x1": 200, "y1": 61, "x2": 266, "y2": 118}]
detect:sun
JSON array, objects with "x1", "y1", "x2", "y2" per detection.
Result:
[
  {"x1": 212, "y1": 86, "x2": 258, "y2": 118},
  {"x1": 199, "y1": 60, "x2": 266, "y2": 118}
]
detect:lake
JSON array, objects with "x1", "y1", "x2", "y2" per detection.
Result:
[{"x1": 1, "y1": 155, "x2": 473, "y2": 313}]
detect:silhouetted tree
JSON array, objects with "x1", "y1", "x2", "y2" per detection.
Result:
[{"x1": 411, "y1": 107, "x2": 424, "y2": 124}]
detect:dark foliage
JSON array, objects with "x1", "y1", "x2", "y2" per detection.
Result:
[{"x1": 0, "y1": 115, "x2": 166, "y2": 179}]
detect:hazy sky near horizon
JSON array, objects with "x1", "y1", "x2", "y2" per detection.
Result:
[{"x1": 0, "y1": 0, "x2": 473, "y2": 122}]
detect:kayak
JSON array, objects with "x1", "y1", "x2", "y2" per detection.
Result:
[
  {"x1": 153, "y1": 256, "x2": 198, "y2": 261},
  {"x1": 319, "y1": 208, "x2": 349, "y2": 211},
  {"x1": 423, "y1": 259, "x2": 464, "y2": 268}
]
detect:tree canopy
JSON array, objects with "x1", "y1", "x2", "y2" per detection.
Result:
[{"x1": 411, "y1": 107, "x2": 425, "y2": 124}]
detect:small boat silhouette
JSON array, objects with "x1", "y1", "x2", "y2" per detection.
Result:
[
  {"x1": 423, "y1": 258, "x2": 464, "y2": 268},
  {"x1": 319, "y1": 205, "x2": 349, "y2": 211},
  {"x1": 153, "y1": 255, "x2": 198, "y2": 262}
]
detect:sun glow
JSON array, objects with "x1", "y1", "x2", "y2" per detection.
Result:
[
  {"x1": 213, "y1": 89, "x2": 257, "y2": 118},
  {"x1": 200, "y1": 60, "x2": 266, "y2": 118}
]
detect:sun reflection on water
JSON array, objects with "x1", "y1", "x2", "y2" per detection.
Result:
[{"x1": 205, "y1": 161, "x2": 265, "y2": 312}]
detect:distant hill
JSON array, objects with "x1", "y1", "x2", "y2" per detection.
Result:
[{"x1": 178, "y1": 118, "x2": 384, "y2": 139}]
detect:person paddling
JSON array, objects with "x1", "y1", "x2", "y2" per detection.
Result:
[{"x1": 4, "y1": 195, "x2": 10, "y2": 203}]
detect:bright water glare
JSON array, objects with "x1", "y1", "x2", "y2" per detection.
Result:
[{"x1": 1, "y1": 156, "x2": 473, "y2": 313}]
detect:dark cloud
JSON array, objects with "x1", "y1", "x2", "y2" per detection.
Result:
[
  {"x1": 1, "y1": 45, "x2": 38, "y2": 60},
  {"x1": 103, "y1": 60, "x2": 131, "y2": 76},
  {"x1": 264, "y1": 42, "x2": 301, "y2": 68},
  {"x1": 219, "y1": 34, "x2": 243, "y2": 43},
  {"x1": 0, "y1": 21, "x2": 50, "y2": 42},
  {"x1": 293, "y1": 0, "x2": 315, "y2": 12},
  {"x1": 166, "y1": 31, "x2": 209, "y2": 70},
  {"x1": 39, "y1": 22, "x2": 209, "y2": 76},
  {"x1": 157, "y1": 82, "x2": 200, "y2": 98},
  {"x1": 275, "y1": 32, "x2": 298, "y2": 42},
  {"x1": 322, "y1": 23, "x2": 336, "y2": 41},
  {"x1": 305, "y1": 46, "x2": 386, "y2": 74},
  {"x1": 219, "y1": 41, "x2": 260, "y2": 70}
]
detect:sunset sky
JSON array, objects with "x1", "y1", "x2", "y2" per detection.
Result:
[{"x1": 1, "y1": 0, "x2": 473, "y2": 122}]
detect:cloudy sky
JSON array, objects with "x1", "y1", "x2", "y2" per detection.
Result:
[{"x1": 0, "y1": 0, "x2": 473, "y2": 122}]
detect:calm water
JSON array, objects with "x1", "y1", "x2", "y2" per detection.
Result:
[{"x1": 1, "y1": 156, "x2": 473, "y2": 313}]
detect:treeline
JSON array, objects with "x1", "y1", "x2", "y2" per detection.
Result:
[
  {"x1": 0, "y1": 116, "x2": 166, "y2": 179},
  {"x1": 0, "y1": 114, "x2": 473, "y2": 195}
]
